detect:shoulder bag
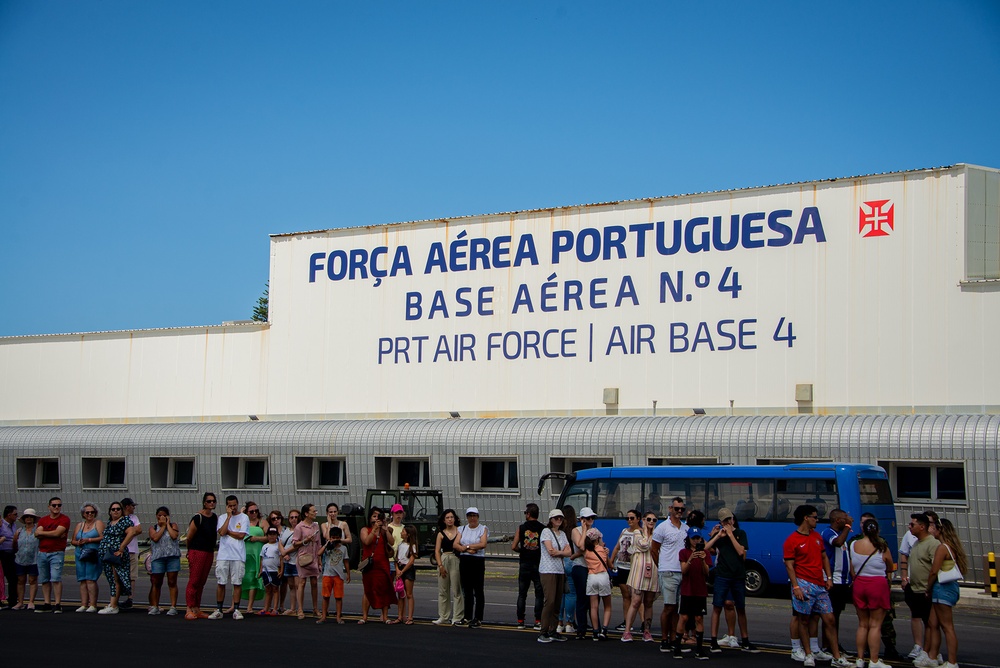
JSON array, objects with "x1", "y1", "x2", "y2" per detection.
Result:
[
  {"x1": 297, "y1": 525, "x2": 317, "y2": 567},
  {"x1": 937, "y1": 544, "x2": 963, "y2": 583}
]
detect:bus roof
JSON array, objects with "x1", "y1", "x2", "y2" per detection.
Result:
[{"x1": 569, "y1": 463, "x2": 886, "y2": 480}]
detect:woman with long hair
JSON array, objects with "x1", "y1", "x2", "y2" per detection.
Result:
[
  {"x1": 926, "y1": 518, "x2": 967, "y2": 668},
  {"x1": 359, "y1": 507, "x2": 395, "y2": 623},
  {"x1": 70, "y1": 502, "x2": 103, "y2": 613},
  {"x1": 292, "y1": 503, "x2": 321, "y2": 620},
  {"x1": 609, "y1": 511, "x2": 640, "y2": 633},
  {"x1": 184, "y1": 492, "x2": 218, "y2": 620},
  {"x1": 538, "y1": 508, "x2": 571, "y2": 642},
  {"x1": 849, "y1": 516, "x2": 894, "y2": 668},
  {"x1": 622, "y1": 511, "x2": 660, "y2": 641},
  {"x1": 558, "y1": 505, "x2": 579, "y2": 635},
  {"x1": 433, "y1": 508, "x2": 464, "y2": 625}
]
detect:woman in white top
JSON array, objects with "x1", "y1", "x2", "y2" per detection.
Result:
[
  {"x1": 453, "y1": 507, "x2": 488, "y2": 627},
  {"x1": 538, "y1": 508, "x2": 571, "y2": 642},
  {"x1": 849, "y1": 516, "x2": 895, "y2": 668}
]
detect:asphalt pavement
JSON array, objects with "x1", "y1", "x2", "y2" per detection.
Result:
[{"x1": 5, "y1": 558, "x2": 999, "y2": 668}]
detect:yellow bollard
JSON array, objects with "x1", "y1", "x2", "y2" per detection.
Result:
[{"x1": 989, "y1": 552, "x2": 997, "y2": 598}]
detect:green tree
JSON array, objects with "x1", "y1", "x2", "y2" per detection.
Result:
[{"x1": 252, "y1": 282, "x2": 269, "y2": 322}]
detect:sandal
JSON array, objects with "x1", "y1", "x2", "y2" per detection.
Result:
[
  {"x1": 404, "y1": 619, "x2": 413, "y2": 625},
  {"x1": 386, "y1": 618, "x2": 400, "y2": 625},
  {"x1": 357, "y1": 618, "x2": 367, "y2": 625},
  {"x1": 297, "y1": 611, "x2": 305, "y2": 620}
]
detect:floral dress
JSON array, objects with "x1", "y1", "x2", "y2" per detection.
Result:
[{"x1": 100, "y1": 516, "x2": 133, "y2": 597}]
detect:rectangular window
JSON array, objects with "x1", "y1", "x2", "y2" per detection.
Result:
[
  {"x1": 706, "y1": 480, "x2": 776, "y2": 522},
  {"x1": 294, "y1": 457, "x2": 348, "y2": 491},
  {"x1": 595, "y1": 480, "x2": 642, "y2": 518},
  {"x1": 881, "y1": 461, "x2": 966, "y2": 504},
  {"x1": 150, "y1": 457, "x2": 196, "y2": 489},
  {"x1": 82, "y1": 457, "x2": 127, "y2": 489},
  {"x1": 221, "y1": 457, "x2": 270, "y2": 490},
  {"x1": 395, "y1": 459, "x2": 430, "y2": 488},
  {"x1": 480, "y1": 459, "x2": 518, "y2": 491},
  {"x1": 15, "y1": 458, "x2": 60, "y2": 489},
  {"x1": 775, "y1": 478, "x2": 837, "y2": 523}
]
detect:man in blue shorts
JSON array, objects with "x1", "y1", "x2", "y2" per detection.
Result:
[
  {"x1": 783, "y1": 504, "x2": 851, "y2": 668},
  {"x1": 705, "y1": 507, "x2": 758, "y2": 652}
]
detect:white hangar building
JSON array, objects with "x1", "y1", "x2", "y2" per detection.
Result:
[{"x1": 1, "y1": 164, "x2": 998, "y2": 559}]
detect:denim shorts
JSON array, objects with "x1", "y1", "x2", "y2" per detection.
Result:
[
  {"x1": 659, "y1": 571, "x2": 682, "y2": 606},
  {"x1": 931, "y1": 580, "x2": 960, "y2": 607},
  {"x1": 712, "y1": 574, "x2": 746, "y2": 609},
  {"x1": 150, "y1": 556, "x2": 181, "y2": 574},
  {"x1": 36, "y1": 551, "x2": 65, "y2": 584}
]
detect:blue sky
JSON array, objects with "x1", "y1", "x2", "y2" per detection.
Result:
[{"x1": 1, "y1": 1, "x2": 998, "y2": 336}]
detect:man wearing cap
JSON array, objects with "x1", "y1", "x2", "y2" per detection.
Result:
[
  {"x1": 651, "y1": 496, "x2": 688, "y2": 652},
  {"x1": 705, "y1": 507, "x2": 758, "y2": 652},
  {"x1": 34, "y1": 496, "x2": 70, "y2": 613},
  {"x1": 511, "y1": 502, "x2": 545, "y2": 630},
  {"x1": 120, "y1": 498, "x2": 141, "y2": 609}
]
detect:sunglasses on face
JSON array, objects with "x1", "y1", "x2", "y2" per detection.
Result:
[
  {"x1": 84, "y1": 510, "x2": 96, "y2": 515},
  {"x1": 248, "y1": 509, "x2": 259, "y2": 514},
  {"x1": 672, "y1": 507, "x2": 685, "y2": 512},
  {"x1": 50, "y1": 503, "x2": 62, "y2": 508},
  {"x1": 110, "y1": 507, "x2": 122, "y2": 512}
]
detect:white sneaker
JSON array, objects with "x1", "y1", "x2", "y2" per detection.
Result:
[
  {"x1": 832, "y1": 658, "x2": 853, "y2": 668},
  {"x1": 914, "y1": 651, "x2": 939, "y2": 668},
  {"x1": 232, "y1": 609, "x2": 244, "y2": 620},
  {"x1": 75, "y1": 606, "x2": 88, "y2": 613},
  {"x1": 432, "y1": 618, "x2": 447, "y2": 625},
  {"x1": 98, "y1": 606, "x2": 119, "y2": 615},
  {"x1": 148, "y1": 606, "x2": 160, "y2": 615},
  {"x1": 166, "y1": 607, "x2": 178, "y2": 616},
  {"x1": 564, "y1": 624, "x2": 576, "y2": 634},
  {"x1": 86, "y1": 606, "x2": 98, "y2": 613},
  {"x1": 791, "y1": 648, "x2": 807, "y2": 662},
  {"x1": 556, "y1": 624, "x2": 565, "y2": 633},
  {"x1": 722, "y1": 635, "x2": 741, "y2": 648},
  {"x1": 869, "y1": 661, "x2": 891, "y2": 668},
  {"x1": 908, "y1": 645, "x2": 924, "y2": 660},
  {"x1": 813, "y1": 649, "x2": 833, "y2": 661},
  {"x1": 804, "y1": 655, "x2": 816, "y2": 667},
  {"x1": 208, "y1": 610, "x2": 223, "y2": 620},
  {"x1": 940, "y1": 662, "x2": 959, "y2": 668}
]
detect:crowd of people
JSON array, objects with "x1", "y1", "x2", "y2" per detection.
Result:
[{"x1": 0, "y1": 494, "x2": 970, "y2": 668}]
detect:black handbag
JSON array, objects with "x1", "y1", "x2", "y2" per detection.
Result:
[
  {"x1": 79, "y1": 547, "x2": 99, "y2": 563},
  {"x1": 103, "y1": 548, "x2": 122, "y2": 565}
]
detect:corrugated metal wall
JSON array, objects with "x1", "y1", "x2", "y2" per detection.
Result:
[{"x1": 1, "y1": 414, "x2": 996, "y2": 562}]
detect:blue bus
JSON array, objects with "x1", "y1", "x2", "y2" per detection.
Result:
[{"x1": 538, "y1": 463, "x2": 897, "y2": 595}]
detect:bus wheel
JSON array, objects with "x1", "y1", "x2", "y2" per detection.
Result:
[{"x1": 744, "y1": 563, "x2": 769, "y2": 596}]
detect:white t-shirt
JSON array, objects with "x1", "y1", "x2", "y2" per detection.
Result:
[
  {"x1": 217, "y1": 513, "x2": 249, "y2": 561},
  {"x1": 651, "y1": 519, "x2": 687, "y2": 572},
  {"x1": 397, "y1": 542, "x2": 413, "y2": 569},
  {"x1": 261, "y1": 542, "x2": 282, "y2": 572},
  {"x1": 323, "y1": 544, "x2": 348, "y2": 579},
  {"x1": 458, "y1": 524, "x2": 487, "y2": 557},
  {"x1": 126, "y1": 514, "x2": 141, "y2": 553},
  {"x1": 899, "y1": 531, "x2": 918, "y2": 557},
  {"x1": 539, "y1": 528, "x2": 566, "y2": 575}
]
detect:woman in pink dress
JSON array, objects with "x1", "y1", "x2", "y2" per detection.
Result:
[
  {"x1": 291, "y1": 503, "x2": 321, "y2": 620},
  {"x1": 359, "y1": 507, "x2": 395, "y2": 623}
]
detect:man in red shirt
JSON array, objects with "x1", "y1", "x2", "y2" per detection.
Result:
[
  {"x1": 34, "y1": 497, "x2": 71, "y2": 613},
  {"x1": 783, "y1": 504, "x2": 850, "y2": 668}
]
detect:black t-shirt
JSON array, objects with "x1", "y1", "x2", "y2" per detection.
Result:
[
  {"x1": 516, "y1": 519, "x2": 546, "y2": 565},
  {"x1": 187, "y1": 512, "x2": 218, "y2": 552}
]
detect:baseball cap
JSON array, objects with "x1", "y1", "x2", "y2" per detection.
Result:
[
  {"x1": 465, "y1": 507, "x2": 479, "y2": 516},
  {"x1": 687, "y1": 527, "x2": 704, "y2": 539},
  {"x1": 390, "y1": 503, "x2": 404, "y2": 513},
  {"x1": 580, "y1": 507, "x2": 597, "y2": 518},
  {"x1": 585, "y1": 527, "x2": 602, "y2": 541},
  {"x1": 717, "y1": 507, "x2": 734, "y2": 522},
  {"x1": 548, "y1": 508, "x2": 564, "y2": 519},
  {"x1": 121, "y1": 497, "x2": 136, "y2": 507}
]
